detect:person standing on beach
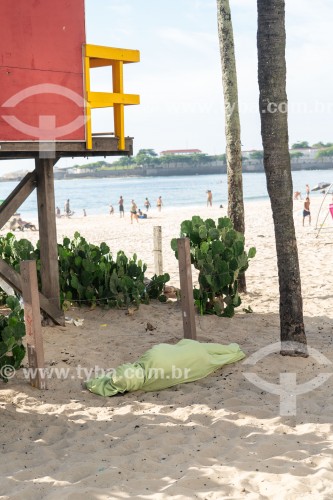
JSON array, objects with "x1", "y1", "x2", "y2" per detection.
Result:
[
  {"x1": 207, "y1": 190, "x2": 213, "y2": 207},
  {"x1": 130, "y1": 199, "x2": 139, "y2": 223},
  {"x1": 144, "y1": 197, "x2": 151, "y2": 212},
  {"x1": 306, "y1": 184, "x2": 310, "y2": 197},
  {"x1": 157, "y1": 196, "x2": 163, "y2": 211},
  {"x1": 119, "y1": 196, "x2": 124, "y2": 218},
  {"x1": 303, "y1": 197, "x2": 311, "y2": 226},
  {"x1": 64, "y1": 199, "x2": 70, "y2": 216}
]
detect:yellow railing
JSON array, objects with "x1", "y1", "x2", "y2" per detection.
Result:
[{"x1": 84, "y1": 44, "x2": 140, "y2": 150}]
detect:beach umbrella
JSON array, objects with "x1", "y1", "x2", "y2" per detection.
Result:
[{"x1": 311, "y1": 182, "x2": 331, "y2": 192}]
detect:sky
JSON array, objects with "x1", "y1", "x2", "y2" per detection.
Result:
[{"x1": 1, "y1": 0, "x2": 333, "y2": 174}]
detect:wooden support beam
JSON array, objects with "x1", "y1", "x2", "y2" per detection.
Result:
[
  {"x1": 177, "y1": 238, "x2": 197, "y2": 340},
  {"x1": 113, "y1": 61, "x2": 125, "y2": 150},
  {"x1": 0, "y1": 170, "x2": 37, "y2": 229},
  {"x1": 0, "y1": 259, "x2": 64, "y2": 325},
  {"x1": 0, "y1": 137, "x2": 134, "y2": 158},
  {"x1": 85, "y1": 44, "x2": 140, "y2": 64},
  {"x1": 35, "y1": 158, "x2": 62, "y2": 314},
  {"x1": 153, "y1": 226, "x2": 163, "y2": 276},
  {"x1": 0, "y1": 277, "x2": 14, "y2": 296},
  {"x1": 20, "y1": 261, "x2": 46, "y2": 390}
]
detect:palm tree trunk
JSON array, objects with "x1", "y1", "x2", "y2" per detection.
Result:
[
  {"x1": 257, "y1": 0, "x2": 307, "y2": 355},
  {"x1": 217, "y1": 0, "x2": 246, "y2": 292}
]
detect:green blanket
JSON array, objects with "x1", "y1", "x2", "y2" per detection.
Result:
[{"x1": 85, "y1": 339, "x2": 245, "y2": 397}]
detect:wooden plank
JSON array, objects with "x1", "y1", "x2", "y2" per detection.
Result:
[
  {"x1": 20, "y1": 261, "x2": 46, "y2": 390},
  {"x1": 84, "y1": 55, "x2": 92, "y2": 150},
  {"x1": 153, "y1": 226, "x2": 163, "y2": 276},
  {"x1": 177, "y1": 238, "x2": 197, "y2": 340},
  {"x1": 0, "y1": 260, "x2": 24, "y2": 292},
  {"x1": 0, "y1": 137, "x2": 134, "y2": 159},
  {"x1": 87, "y1": 91, "x2": 140, "y2": 107},
  {"x1": 0, "y1": 259, "x2": 64, "y2": 325},
  {"x1": 0, "y1": 170, "x2": 36, "y2": 229},
  {"x1": 0, "y1": 277, "x2": 14, "y2": 296},
  {"x1": 35, "y1": 158, "x2": 61, "y2": 314}
]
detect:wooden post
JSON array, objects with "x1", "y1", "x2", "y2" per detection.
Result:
[
  {"x1": 177, "y1": 238, "x2": 197, "y2": 340},
  {"x1": 113, "y1": 61, "x2": 125, "y2": 150},
  {"x1": 20, "y1": 260, "x2": 46, "y2": 390},
  {"x1": 153, "y1": 226, "x2": 163, "y2": 276},
  {"x1": 35, "y1": 158, "x2": 61, "y2": 311}
]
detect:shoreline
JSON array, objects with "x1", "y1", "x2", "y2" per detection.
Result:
[
  {"x1": 1, "y1": 161, "x2": 333, "y2": 183},
  {"x1": 1, "y1": 171, "x2": 331, "y2": 222}
]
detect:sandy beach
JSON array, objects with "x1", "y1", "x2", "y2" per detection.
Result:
[{"x1": 1, "y1": 197, "x2": 333, "y2": 499}]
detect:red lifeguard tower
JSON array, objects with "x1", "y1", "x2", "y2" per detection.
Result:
[{"x1": 0, "y1": 0, "x2": 140, "y2": 323}]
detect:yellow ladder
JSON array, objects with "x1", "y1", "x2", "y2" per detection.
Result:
[{"x1": 84, "y1": 44, "x2": 140, "y2": 150}]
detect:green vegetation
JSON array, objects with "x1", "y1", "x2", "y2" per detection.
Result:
[
  {"x1": 0, "y1": 232, "x2": 170, "y2": 309},
  {"x1": 0, "y1": 234, "x2": 39, "y2": 277},
  {"x1": 171, "y1": 216, "x2": 255, "y2": 317},
  {"x1": 0, "y1": 296, "x2": 26, "y2": 382},
  {"x1": 136, "y1": 149, "x2": 158, "y2": 165},
  {"x1": 73, "y1": 160, "x2": 110, "y2": 170},
  {"x1": 249, "y1": 150, "x2": 264, "y2": 160},
  {"x1": 57, "y1": 232, "x2": 169, "y2": 307},
  {"x1": 315, "y1": 146, "x2": 333, "y2": 158},
  {"x1": 312, "y1": 142, "x2": 333, "y2": 149},
  {"x1": 290, "y1": 151, "x2": 304, "y2": 158},
  {"x1": 291, "y1": 140, "x2": 333, "y2": 150},
  {"x1": 291, "y1": 141, "x2": 310, "y2": 149},
  {"x1": 67, "y1": 150, "x2": 227, "y2": 173}
]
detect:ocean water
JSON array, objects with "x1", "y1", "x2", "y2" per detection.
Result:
[{"x1": 0, "y1": 169, "x2": 331, "y2": 219}]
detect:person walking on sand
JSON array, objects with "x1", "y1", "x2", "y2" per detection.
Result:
[
  {"x1": 130, "y1": 199, "x2": 139, "y2": 223},
  {"x1": 306, "y1": 184, "x2": 310, "y2": 198},
  {"x1": 303, "y1": 197, "x2": 311, "y2": 226},
  {"x1": 207, "y1": 190, "x2": 213, "y2": 207},
  {"x1": 144, "y1": 197, "x2": 151, "y2": 212},
  {"x1": 156, "y1": 196, "x2": 163, "y2": 211},
  {"x1": 118, "y1": 196, "x2": 124, "y2": 218}
]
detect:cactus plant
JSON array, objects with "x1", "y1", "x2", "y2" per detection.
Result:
[{"x1": 171, "y1": 216, "x2": 256, "y2": 317}]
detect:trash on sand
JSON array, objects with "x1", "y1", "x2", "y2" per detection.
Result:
[{"x1": 65, "y1": 316, "x2": 84, "y2": 327}]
